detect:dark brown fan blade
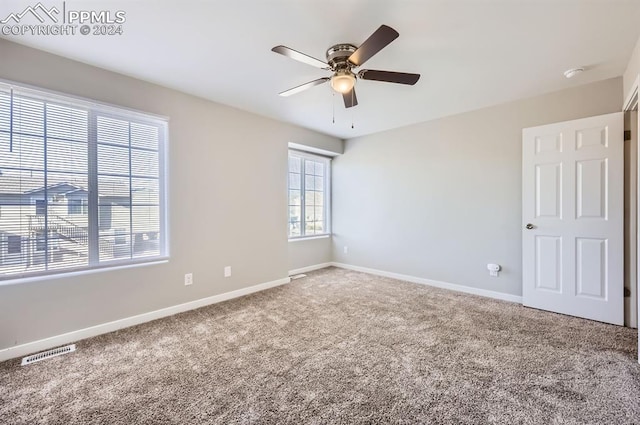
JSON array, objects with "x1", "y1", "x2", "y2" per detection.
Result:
[
  {"x1": 342, "y1": 88, "x2": 358, "y2": 108},
  {"x1": 278, "y1": 78, "x2": 330, "y2": 97},
  {"x1": 271, "y1": 45, "x2": 329, "y2": 69},
  {"x1": 358, "y1": 70, "x2": 420, "y2": 85},
  {"x1": 348, "y1": 25, "x2": 399, "y2": 67}
]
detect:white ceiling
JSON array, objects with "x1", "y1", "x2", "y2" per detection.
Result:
[{"x1": 2, "y1": 0, "x2": 640, "y2": 139}]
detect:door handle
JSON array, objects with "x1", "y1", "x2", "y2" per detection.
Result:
[{"x1": 525, "y1": 223, "x2": 534, "y2": 230}]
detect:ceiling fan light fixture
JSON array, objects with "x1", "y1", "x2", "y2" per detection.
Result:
[{"x1": 331, "y1": 71, "x2": 356, "y2": 94}]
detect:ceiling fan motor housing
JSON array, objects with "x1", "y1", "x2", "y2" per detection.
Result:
[{"x1": 326, "y1": 44, "x2": 357, "y2": 72}]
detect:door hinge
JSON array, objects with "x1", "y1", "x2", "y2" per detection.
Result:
[
  {"x1": 624, "y1": 130, "x2": 631, "y2": 141},
  {"x1": 624, "y1": 287, "x2": 631, "y2": 297}
]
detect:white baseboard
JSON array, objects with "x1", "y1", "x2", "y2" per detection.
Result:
[
  {"x1": 331, "y1": 262, "x2": 522, "y2": 304},
  {"x1": 0, "y1": 276, "x2": 291, "y2": 363},
  {"x1": 288, "y1": 262, "x2": 332, "y2": 276}
]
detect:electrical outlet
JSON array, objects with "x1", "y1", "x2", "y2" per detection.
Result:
[
  {"x1": 184, "y1": 273, "x2": 193, "y2": 286},
  {"x1": 344, "y1": 246, "x2": 348, "y2": 254},
  {"x1": 224, "y1": 266, "x2": 231, "y2": 278}
]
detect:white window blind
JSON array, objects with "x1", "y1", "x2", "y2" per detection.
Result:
[
  {"x1": 0, "y1": 82, "x2": 167, "y2": 281},
  {"x1": 288, "y1": 150, "x2": 330, "y2": 238}
]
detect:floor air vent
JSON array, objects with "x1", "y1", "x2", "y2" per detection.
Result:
[
  {"x1": 290, "y1": 274, "x2": 307, "y2": 280},
  {"x1": 21, "y1": 344, "x2": 76, "y2": 366}
]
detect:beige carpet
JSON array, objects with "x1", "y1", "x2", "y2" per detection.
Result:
[{"x1": 1, "y1": 267, "x2": 639, "y2": 424}]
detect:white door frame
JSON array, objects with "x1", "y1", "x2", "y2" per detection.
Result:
[{"x1": 623, "y1": 74, "x2": 639, "y2": 364}]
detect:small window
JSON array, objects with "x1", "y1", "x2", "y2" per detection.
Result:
[
  {"x1": 36, "y1": 232, "x2": 46, "y2": 252},
  {"x1": 35, "y1": 199, "x2": 46, "y2": 216},
  {"x1": 288, "y1": 151, "x2": 330, "y2": 238},
  {"x1": 7, "y1": 235, "x2": 21, "y2": 255}
]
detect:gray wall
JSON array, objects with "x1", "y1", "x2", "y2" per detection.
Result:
[
  {"x1": 624, "y1": 34, "x2": 640, "y2": 101},
  {"x1": 288, "y1": 237, "x2": 332, "y2": 272},
  {"x1": 0, "y1": 39, "x2": 341, "y2": 350},
  {"x1": 332, "y1": 78, "x2": 623, "y2": 297}
]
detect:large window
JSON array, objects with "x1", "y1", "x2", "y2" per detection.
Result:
[
  {"x1": 68, "y1": 199, "x2": 88, "y2": 215},
  {"x1": 288, "y1": 151, "x2": 330, "y2": 238},
  {"x1": 0, "y1": 82, "x2": 167, "y2": 280}
]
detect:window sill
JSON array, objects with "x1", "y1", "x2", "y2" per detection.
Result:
[
  {"x1": 0, "y1": 257, "x2": 169, "y2": 286},
  {"x1": 288, "y1": 234, "x2": 331, "y2": 242}
]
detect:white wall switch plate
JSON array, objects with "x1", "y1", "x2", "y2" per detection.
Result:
[
  {"x1": 224, "y1": 266, "x2": 231, "y2": 277},
  {"x1": 184, "y1": 273, "x2": 193, "y2": 286},
  {"x1": 344, "y1": 246, "x2": 348, "y2": 254}
]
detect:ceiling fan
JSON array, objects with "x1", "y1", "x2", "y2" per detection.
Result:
[{"x1": 271, "y1": 25, "x2": 420, "y2": 108}]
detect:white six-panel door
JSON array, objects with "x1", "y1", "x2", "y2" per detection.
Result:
[{"x1": 522, "y1": 112, "x2": 624, "y2": 325}]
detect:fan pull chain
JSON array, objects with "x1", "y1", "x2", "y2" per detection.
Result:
[
  {"x1": 332, "y1": 91, "x2": 335, "y2": 124},
  {"x1": 351, "y1": 90, "x2": 354, "y2": 129}
]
